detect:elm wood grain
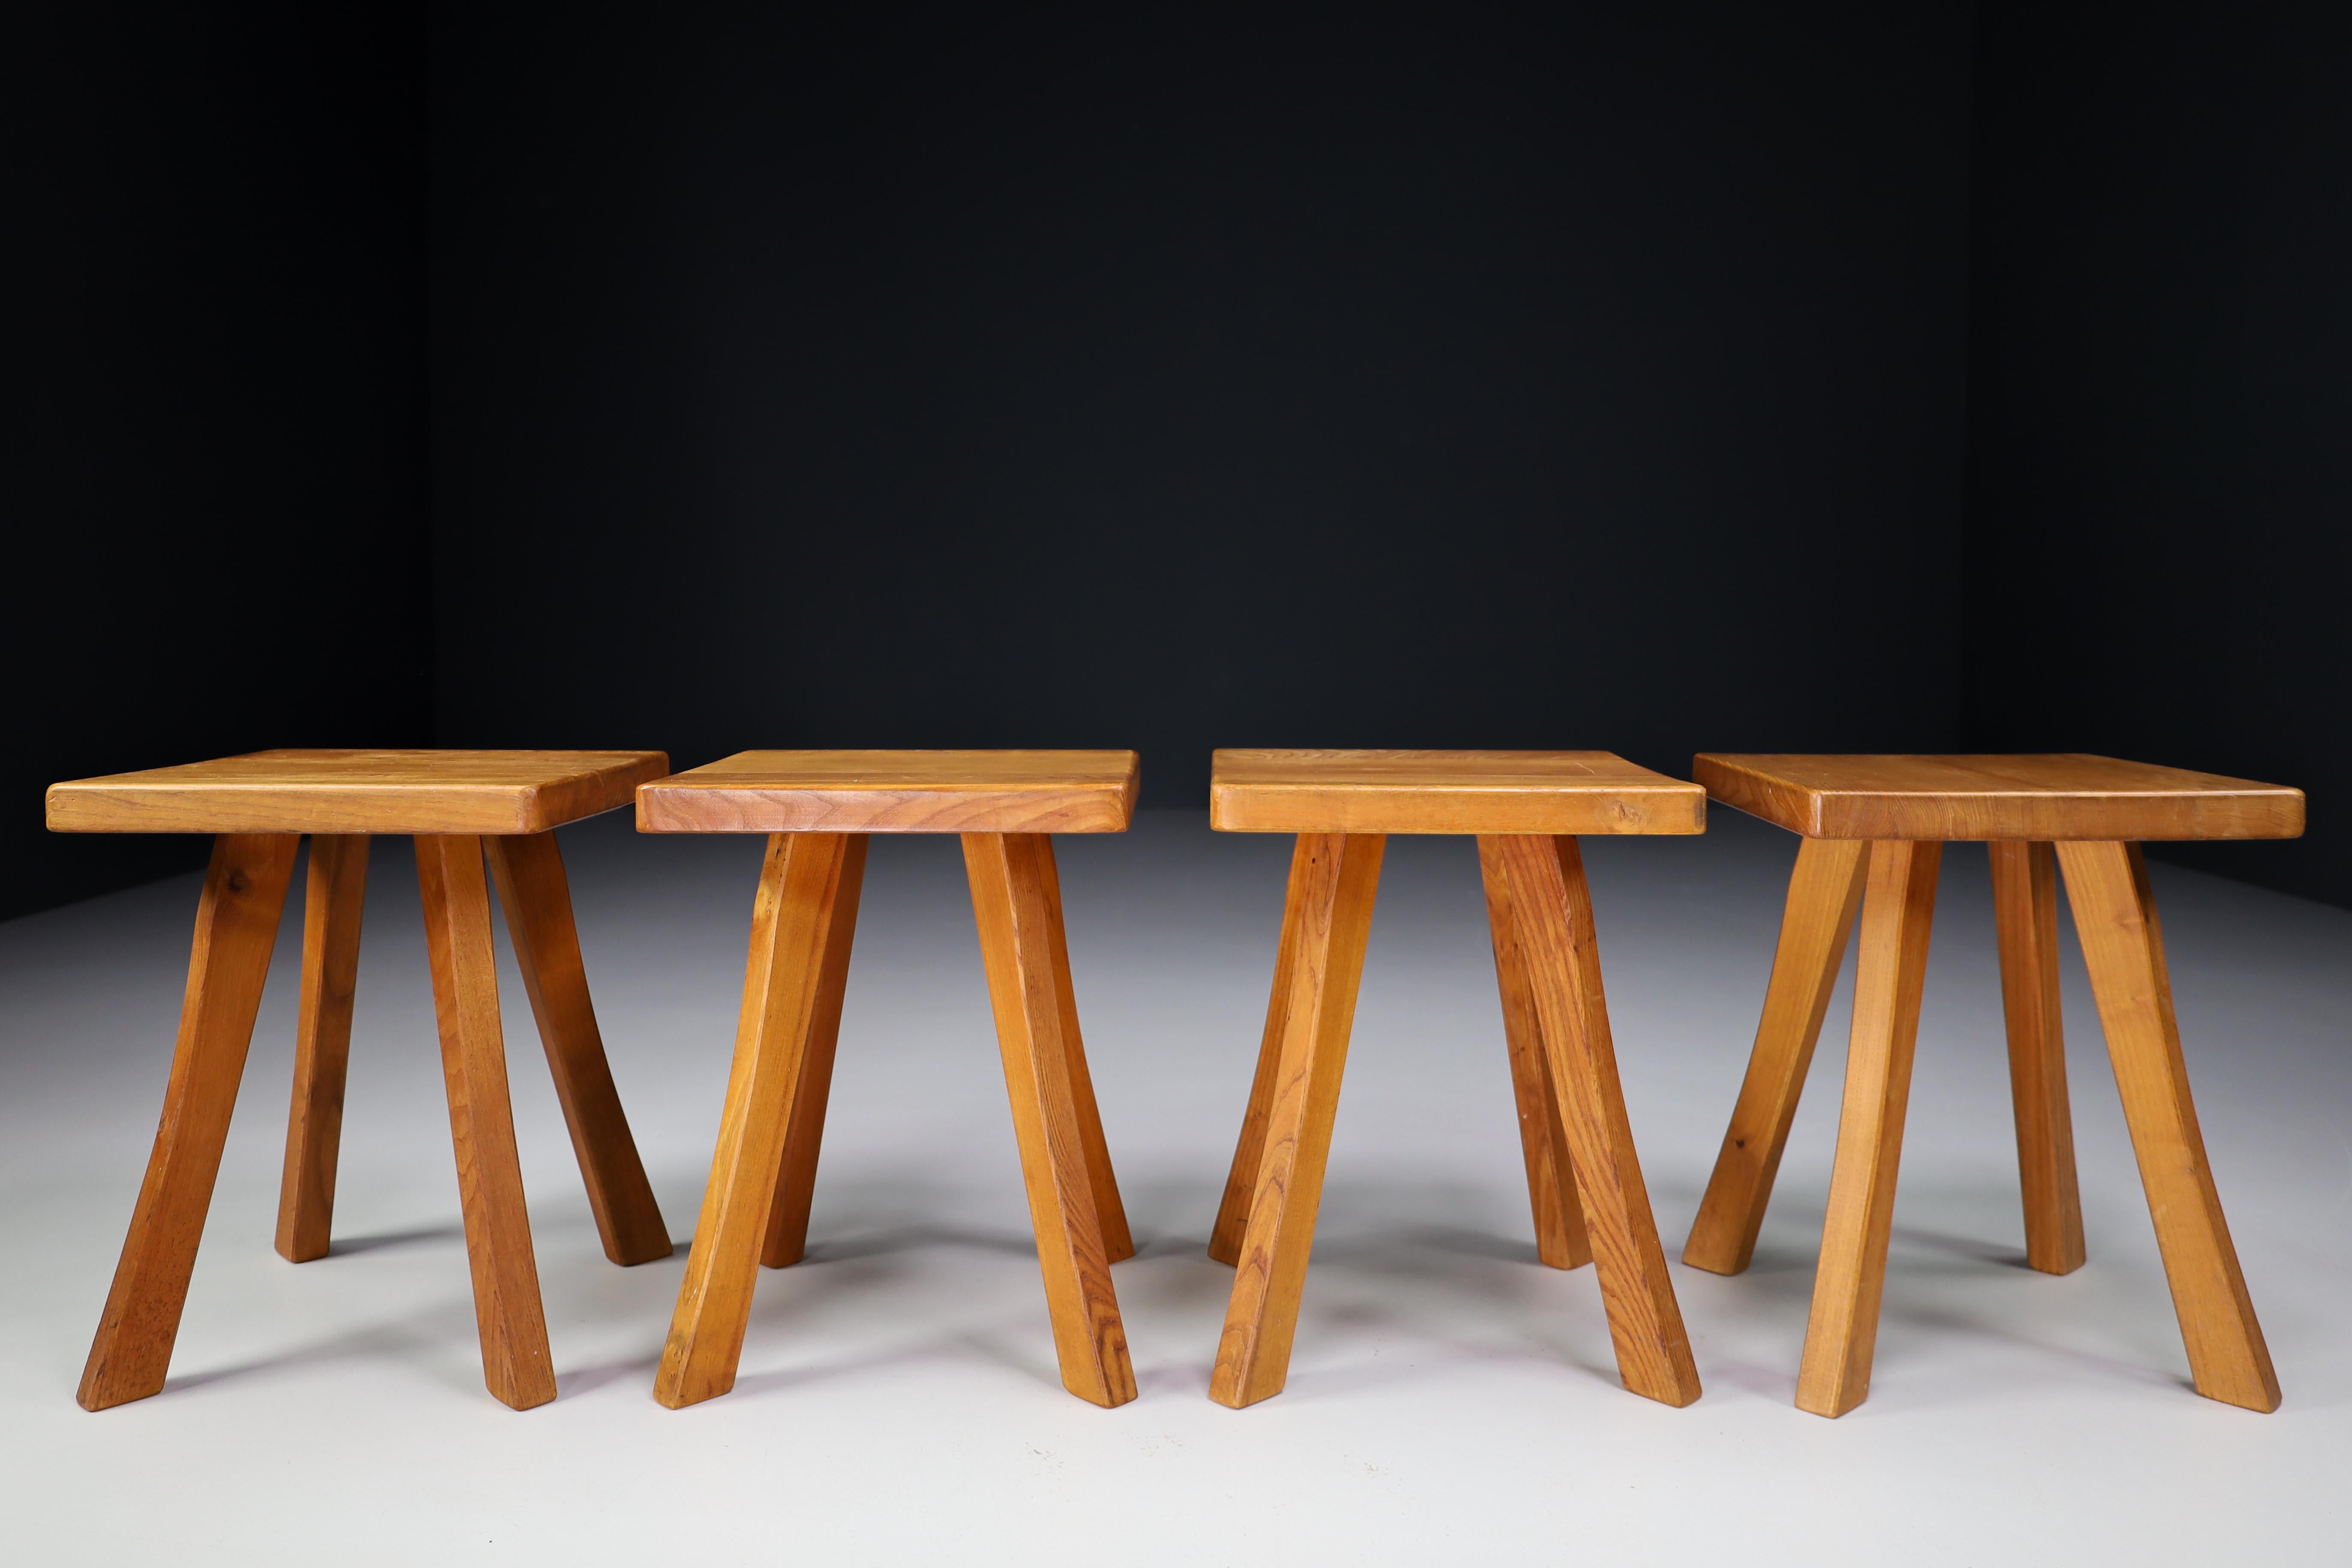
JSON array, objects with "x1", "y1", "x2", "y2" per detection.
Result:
[
  {"x1": 79, "y1": 835, "x2": 297, "y2": 1411},
  {"x1": 275, "y1": 834, "x2": 370, "y2": 1264},
  {"x1": 1991, "y1": 842, "x2": 2085, "y2": 1275},
  {"x1": 1682, "y1": 838, "x2": 1870, "y2": 1276},
  {"x1": 759, "y1": 836, "x2": 868, "y2": 1269},
  {"x1": 1210, "y1": 833, "x2": 1385, "y2": 1409},
  {"x1": 1489, "y1": 835, "x2": 1700, "y2": 1406},
  {"x1": 636, "y1": 750, "x2": 1139, "y2": 835},
  {"x1": 416, "y1": 833, "x2": 556, "y2": 1411},
  {"x1": 1795, "y1": 841, "x2": 1942, "y2": 1419},
  {"x1": 47, "y1": 749, "x2": 668, "y2": 836},
  {"x1": 485, "y1": 833, "x2": 672, "y2": 1268},
  {"x1": 2056, "y1": 842, "x2": 2279, "y2": 1412},
  {"x1": 1478, "y1": 839, "x2": 1591, "y2": 1271},
  {"x1": 1207, "y1": 835, "x2": 1315, "y2": 1268},
  {"x1": 964, "y1": 833, "x2": 1136, "y2": 1408},
  {"x1": 1032, "y1": 830, "x2": 1135, "y2": 1264},
  {"x1": 656, "y1": 833, "x2": 860, "y2": 1410},
  {"x1": 1210, "y1": 750, "x2": 1705, "y2": 837},
  {"x1": 1695, "y1": 753, "x2": 2304, "y2": 842}
]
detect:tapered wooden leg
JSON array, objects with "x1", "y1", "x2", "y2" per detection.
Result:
[
  {"x1": 1684, "y1": 837, "x2": 1869, "y2": 1275},
  {"x1": 1478, "y1": 839, "x2": 1590, "y2": 1270},
  {"x1": 759, "y1": 836, "x2": 867, "y2": 1268},
  {"x1": 655, "y1": 833, "x2": 863, "y2": 1409},
  {"x1": 1033, "y1": 834, "x2": 1134, "y2": 1263},
  {"x1": 1989, "y1": 841, "x2": 2085, "y2": 1275},
  {"x1": 484, "y1": 831, "x2": 671, "y2": 1267},
  {"x1": 1209, "y1": 834, "x2": 1314, "y2": 1266},
  {"x1": 1210, "y1": 833, "x2": 1384, "y2": 1409},
  {"x1": 80, "y1": 834, "x2": 297, "y2": 1411},
  {"x1": 274, "y1": 833, "x2": 369, "y2": 1264},
  {"x1": 1491, "y1": 834, "x2": 1701, "y2": 1407},
  {"x1": 1796, "y1": 840, "x2": 1940, "y2": 1418},
  {"x1": 416, "y1": 833, "x2": 554, "y2": 1412},
  {"x1": 2056, "y1": 842, "x2": 2278, "y2": 1413},
  {"x1": 965, "y1": 832, "x2": 1136, "y2": 1408}
]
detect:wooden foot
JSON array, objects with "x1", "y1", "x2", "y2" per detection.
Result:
[
  {"x1": 1490, "y1": 834, "x2": 1701, "y2": 1407},
  {"x1": 485, "y1": 832, "x2": 671, "y2": 1267},
  {"x1": 758, "y1": 837, "x2": 866, "y2": 1268},
  {"x1": 964, "y1": 832, "x2": 1136, "y2": 1408},
  {"x1": 1989, "y1": 841, "x2": 2085, "y2": 1274},
  {"x1": 655, "y1": 833, "x2": 863, "y2": 1409},
  {"x1": 416, "y1": 833, "x2": 555, "y2": 1412},
  {"x1": 1210, "y1": 833, "x2": 1384, "y2": 1409},
  {"x1": 1478, "y1": 839, "x2": 1589, "y2": 1270},
  {"x1": 1208, "y1": 835, "x2": 1313, "y2": 1267},
  {"x1": 1796, "y1": 840, "x2": 1940, "y2": 1418},
  {"x1": 1683, "y1": 837, "x2": 1868, "y2": 1275},
  {"x1": 2056, "y1": 842, "x2": 2278, "y2": 1412},
  {"x1": 274, "y1": 833, "x2": 368, "y2": 1264},
  {"x1": 1033, "y1": 833, "x2": 1134, "y2": 1264},
  {"x1": 80, "y1": 834, "x2": 297, "y2": 1411}
]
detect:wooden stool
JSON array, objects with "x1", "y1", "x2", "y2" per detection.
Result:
[
  {"x1": 1681, "y1": 753, "x2": 2304, "y2": 1417},
  {"x1": 46, "y1": 748, "x2": 675, "y2": 1412},
  {"x1": 1205, "y1": 749, "x2": 1707, "y2": 1410},
  {"x1": 637, "y1": 750, "x2": 1141, "y2": 1409}
]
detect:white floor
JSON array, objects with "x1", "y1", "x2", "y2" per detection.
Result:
[{"x1": 1, "y1": 809, "x2": 2345, "y2": 1565}]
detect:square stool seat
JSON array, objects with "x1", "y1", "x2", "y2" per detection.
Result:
[
  {"x1": 1211, "y1": 749, "x2": 1705, "y2": 835},
  {"x1": 1694, "y1": 753, "x2": 2304, "y2": 842},
  {"x1": 636, "y1": 748, "x2": 1138, "y2": 833},
  {"x1": 47, "y1": 748, "x2": 667, "y2": 835}
]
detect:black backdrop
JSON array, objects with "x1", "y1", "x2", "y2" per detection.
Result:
[{"x1": 11, "y1": 3, "x2": 2347, "y2": 921}]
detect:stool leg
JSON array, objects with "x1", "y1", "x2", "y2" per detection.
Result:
[
  {"x1": 1210, "y1": 832, "x2": 1384, "y2": 1409},
  {"x1": 80, "y1": 834, "x2": 297, "y2": 1411},
  {"x1": 1207, "y1": 835, "x2": 1313, "y2": 1266},
  {"x1": 275, "y1": 833, "x2": 369, "y2": 1263},
  {"x1": 1492, "y1": 834, "x2": 1701, "y2": 1407},
  {"x1": 485, "y1": 832, "x2": 672, "y2": 1267},
  {"x1": 759, "y1": 835, "x2": 867, "y2": 1268},
  {"x1": 416, "y1": 833, "x2": 555, "y2": 1411},
  {"x1": 1989, "y1": 841, "x2": 2085, "y2": 1274},
  {"x1": 1477, "y1": 838, "x2": 1590, "y2": 1270},
  {"x1": 2055, "y1": 842, "x2": 2278, "y2": 1412},
  {"x1": 965, "y1": 832, "x2": 1136, "y2": 1408},
  {"x1": 1684, "y1": 837, "x2": 1868, "y2": 1275},
  {"x1": 1795, "y1": 840, "x2": 1940, "y2": 1418},
  {"x1": 1034, "y1": 834, "x2": 1134, "y2": 1263},
  {"x1": 656, "y1": 832, "x2": 863, "y2": 1409}
]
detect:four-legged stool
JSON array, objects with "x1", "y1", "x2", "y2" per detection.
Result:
[
  {"x1": 46, "y1": 748, "x2": 675, "y2": 1411},
  {"x1": 1681, "y1": 753, "x2": 2303, "y2": 1416},
  {"x1": 1205, "y1": 749, "x2": 1708, "y2": 1409},
  {"x1": 638, "y1": 750, "x2": 1141, "y2": 1409}
]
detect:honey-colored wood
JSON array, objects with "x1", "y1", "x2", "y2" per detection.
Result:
[
  {"x1": 79, "y1": 834, "x2": 297, "y2": 1412},
  {"x1": 485, "y1": 831, "x2": 672, "y2": 1267},
  {"x1": 636, "y1": 750, "x2": 1139, "y2": 834},
  {"x1": 1210, "y1": 750, "x2": 1705, "y2": 836},
  {"x1": 1477, "y1": 839, "x2": 1591, "y2": 1271},
  {"x1": 1208, "y1": 835, "x2": 1314, "y2": 1267},
  {"x1": 47, "y1": 749, "x2": 667, "y2": 836},
  {"x1": 1210, "y1": 833, "x2": 1385, "y2": 1409},
  {"x1": 1695, "y1": 753, "x2": 2304, "y2": 842},
  {"x1": 416, "y1": 833, "x2": 556, "y2": 1411},
  {"x1": 1683, "y1": 837, "x2": 1870, "y2": 1276},
  {"x1": 274, "y1": 833, "x2": 370, "y2": 1263},
  {"x1": 963, "y1": 832, "x2": 1136, "y2": 1408},
  {"x1": 759, "y1": 836, "x2": 868, "y2": 1268},
  {"x1": 2055, "y1": 842, "x2": 2279, "y2": 1412},
  {"x1": 1989, "y1": 841, "x2": 2085, "y2": 1275},
  {"x1": 1032, "y1": 832, "x2": 1134, "y2": 1264},
  {"x1": 656, "y1": 833, "x2": 862, "y2": 1409},
  {"x1": 1491, "y1": 834, "x2": 1701, "y2": 1406},
  {"x1": 1795, "y1": 840, "x2": 1942, "y2": 1418}
]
